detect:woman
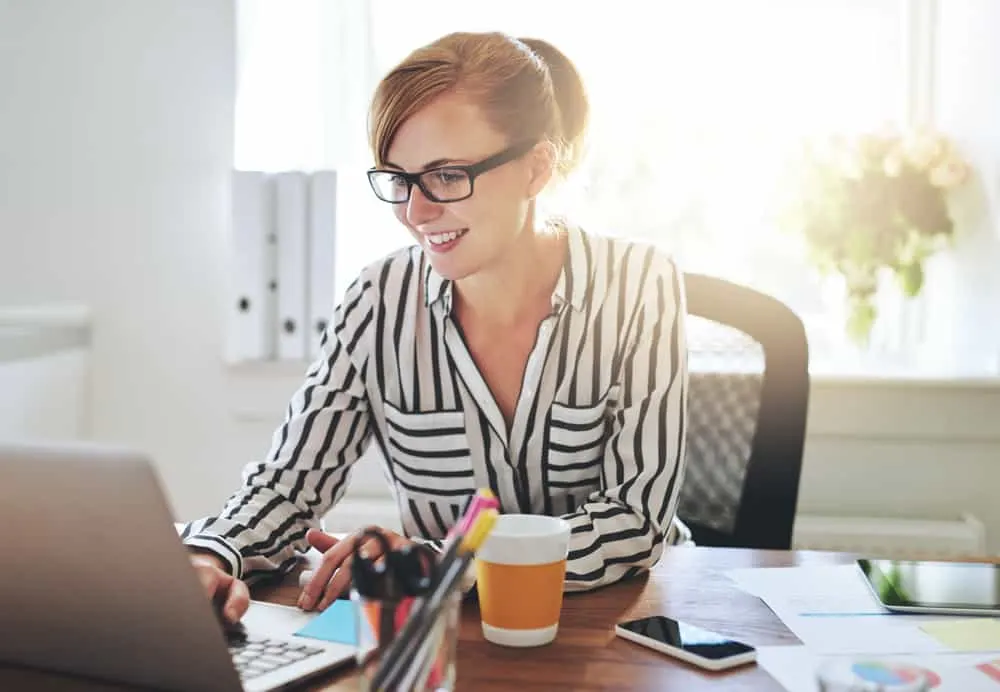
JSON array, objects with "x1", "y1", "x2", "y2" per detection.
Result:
[{"x1": 185, "y1": 31, "x2": 688, "y2": 624}]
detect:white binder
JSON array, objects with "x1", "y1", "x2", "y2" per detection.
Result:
[
  {"x1": 274, "y1": 172, "x2": 309, "y2": 361},
  {"x1": 230, "y1": 171, "x2": 276, "y2": 362},
  {"x1": 308, "y1": 171, "x2": 338, "y2": 360}
]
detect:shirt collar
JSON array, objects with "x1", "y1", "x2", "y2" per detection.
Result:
[
  {"x1": 423, "y1": 259, "x2": 453, "y2": 312},
  {"x1": 421, "y1": 223, "x2": 592, "y2": 314},
  {"x1": 551, "y1": 223, "x2": 591, "y2": 313}
]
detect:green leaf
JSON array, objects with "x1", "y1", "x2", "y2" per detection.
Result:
[
  {"x1": 846, "y1": 296, "x2": 877, "y2": 346},
  {"x1": 898, "y1": 261, "x2": 924, "y2": 297}
]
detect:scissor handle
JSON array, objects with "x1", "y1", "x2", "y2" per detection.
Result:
[
  {"x1": 349, "y1": 527, "x2": 438, "y2": 598},
  {"x1": 392, "y1": 542, "x2": 438, "y2": 596},
  {"x1": 350, "y1": 527, "x2": 395, "y2": 598}
]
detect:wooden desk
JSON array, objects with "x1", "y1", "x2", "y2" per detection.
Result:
[{"x1": 0, "y1": 546, "x2": 855, "y2": 691}]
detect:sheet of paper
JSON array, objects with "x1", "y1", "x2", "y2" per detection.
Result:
[
  {"x1": 755, "y1": 646, "x2": 823, "y2": 692},
  {"x1": 786, "y1": 613, "x2": 949, "y2": 655},
  {"x1": 728, "y1": 565, "x2": 886, "y2": 616},
  {"x1": 293, "y1": 599, "x2": 358, "y2": 645},
  {"x1": 728, "y1": 565, "x2": 952, "y2": 655},
  {"x1": 921, "y1": 619, "x2": 1000, "y2": 652},
  {"x1": 757, "y1": 646, "x2": 1000, "y2": 692}
]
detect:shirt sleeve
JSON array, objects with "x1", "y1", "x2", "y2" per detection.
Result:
[
  {"x1": 181, "y1": 276, "x2": 375, "y2": 582},
  {"x1": 562, "y1": 254, "x2": 688, "y2": 592}
]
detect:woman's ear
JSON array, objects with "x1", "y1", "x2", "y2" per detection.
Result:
[{"x1": 525, "y1": 141, "x2": 556, "y2": 199}]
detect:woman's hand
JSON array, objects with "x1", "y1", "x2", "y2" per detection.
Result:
[
  {"x1": 298, "y1": 527, "x2": 414, "y2": 612},
  {"x1": 189, "y1": 552, "x2": 250, "y2": 625}
]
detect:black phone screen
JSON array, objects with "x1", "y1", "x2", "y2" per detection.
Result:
[{"x1": 618, "y1": 616, "x2": 755, "y2": 660}]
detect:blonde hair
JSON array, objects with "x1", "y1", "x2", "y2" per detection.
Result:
[{"x1": 369, "y1": 32, "x2": 589, "y2": 178}]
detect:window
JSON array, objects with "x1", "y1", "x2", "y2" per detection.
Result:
[{"x1": 234, "y1": 0, "x2": 978, "y2": 376}]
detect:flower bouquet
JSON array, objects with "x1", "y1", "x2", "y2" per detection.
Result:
[{"x1": 781, "y1": 126, "x2": 969, "y2": 344}]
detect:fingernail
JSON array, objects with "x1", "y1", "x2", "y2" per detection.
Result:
[
  {"x1": 226, "y1": 606, "x2": 239, "y2": 622},
  {"x1": 298, "y1": 594, "x2": 308, "y2": 609}
]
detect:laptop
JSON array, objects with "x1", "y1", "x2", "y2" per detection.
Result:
[{"x1": 0, "y1": 441, "x2": 355, "y2": 692}]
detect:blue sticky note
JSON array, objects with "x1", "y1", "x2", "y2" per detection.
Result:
[{"x1": 293, "y1": 599, "x2": 357, "y2": 645}]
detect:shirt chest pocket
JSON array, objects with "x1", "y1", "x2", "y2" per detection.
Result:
[
  {"x1": 547, "y1": 385, "x2": 621, "y2": 492},
  {"x1": 383, "y1": 401, "x2": 475, "y2": 500}
]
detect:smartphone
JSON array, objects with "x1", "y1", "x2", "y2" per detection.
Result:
[{"x1": 614, "y1": 616, "x2": 757, "y2": 671}]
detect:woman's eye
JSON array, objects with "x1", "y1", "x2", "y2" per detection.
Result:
[{"x1": 434, "y1": 170, "x2": 464, "y2": 185}]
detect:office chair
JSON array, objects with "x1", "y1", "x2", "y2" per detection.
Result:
[{"x1": 677, "y1": 273, "x2": 810, "y2": 550}]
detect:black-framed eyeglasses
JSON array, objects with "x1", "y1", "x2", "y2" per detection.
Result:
[{"x1": 367, "y1": 139, "x2": 536, "y2": 204}]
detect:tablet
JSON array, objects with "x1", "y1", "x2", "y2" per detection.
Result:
[{"x1": 858, "y1": 558, "x2": 1000, "y2": 615}]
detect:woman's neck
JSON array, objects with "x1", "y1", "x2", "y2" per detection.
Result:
[{"x1": 454, "y1": 218, "x2": 566, "y2": 329}]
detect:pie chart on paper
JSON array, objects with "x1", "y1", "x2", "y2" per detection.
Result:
[
  {"x1": 977, "y1": 659, "x2": 1000, "y2": 685},
  {"x1": 850, "y1": 661, "x2": 942, "y2": 689}
]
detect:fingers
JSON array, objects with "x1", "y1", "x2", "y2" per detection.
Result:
[
  {"x1": 298, "y1": 534, "x2": 357, "y2": 611},
  {"x1": 316, "y1": 533, "x2": 382, "y2": 610},
  {"x1": 306, "y1": 528, "x2": 339, "y2": 553},
  {"x1": 313, "y1": 554, "x2": 355, "y2": 612},
  {"x1": 223, "y1": 576, "x2": 251, "y2": 624},
  {"x1": 313, "y1": 535, "x2": 379, "y2": 611},
  {"x1": 194, "y1": 562, "x2": 225, "y2": 600},
  {"x1": 319, "y1": 534, "x2": 394, "y2": 610},
  {"x1": 191, "y1": 560, "x2": 249, "y2": 625},
  {"x1": 301, "y1": 533, "x2": 390, "y2": 612}
]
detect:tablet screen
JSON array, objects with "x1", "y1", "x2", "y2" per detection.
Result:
[{"x1": 858, "y1": 559, "x2": 1000, "y2": 610}]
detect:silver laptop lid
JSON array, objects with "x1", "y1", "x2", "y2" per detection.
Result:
[{"x1": 0, "y1": 441, "x2": 243, "y2": 692}]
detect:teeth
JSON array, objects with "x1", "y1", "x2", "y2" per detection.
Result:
[{"x1": 427, "y1": 230, "x2": 464, "y2": 245}]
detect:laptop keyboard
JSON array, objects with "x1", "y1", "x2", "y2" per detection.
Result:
[{"x1": 227, "y1": 632, "x2": 325, "y2": 681}]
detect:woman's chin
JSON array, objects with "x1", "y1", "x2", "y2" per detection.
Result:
[{"x1": 425, "y1": 253, "x2": 477, "y2": 282}]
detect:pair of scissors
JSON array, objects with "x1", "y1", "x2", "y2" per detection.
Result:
[
  {"x1": 350, "y1": 528, "x2": 438, "y2": 649},
  {"x1": 350, "y1": 527, "x2": 437, "y2": 599}
]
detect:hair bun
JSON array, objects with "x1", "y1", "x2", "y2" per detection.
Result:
[{"x1": 517, "y1": 37, "x2": 589, "y2": 175}]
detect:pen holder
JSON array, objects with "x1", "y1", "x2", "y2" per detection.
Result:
[{"x1": 352, "y1": 587, "x2": 461, "y2": 692}]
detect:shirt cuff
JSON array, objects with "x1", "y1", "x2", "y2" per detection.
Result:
[
  {"x1": 184, "y1": 534, "x2": 244, "y2": 580},
  {"x1": 669, "y1": 516, "x2": 694, "y2": 546}
]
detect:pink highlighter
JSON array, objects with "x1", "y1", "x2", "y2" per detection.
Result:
[{"x1": 423, "y1": 489, "x2": 499, "y2": 687}]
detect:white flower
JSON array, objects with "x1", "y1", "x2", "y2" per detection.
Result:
[
  {"x1": 883, "y1": 148, "x2": 904, "y2": 177},
  {"x1": 929, "y1": 158, "x2": 968, "y2": 188},
  {"x1": 902, "y1": 128, "x2": 943, "y2": 170}
]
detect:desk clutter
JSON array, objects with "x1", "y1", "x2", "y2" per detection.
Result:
[
  {"x1": 347, "y1": 489, "x2": 500, "y2": 691},
  {"x1": 286, "y1": 504, "x2": 1000, "y2": 690},
  {"x1": 291, "y1": 490, "x2": 574, "y2": 689},
  {"x1": 730, "y1": 564, "x2": 1000, "y2": 691}
]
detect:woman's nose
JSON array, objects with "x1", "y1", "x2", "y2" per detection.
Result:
[{"x1": 404, "y1": 185, "x2": 442, "y2": 226}]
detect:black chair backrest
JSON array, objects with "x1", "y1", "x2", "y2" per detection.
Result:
[{"x1": 678, "y1": 273, "x2": 810, "y2": 549}]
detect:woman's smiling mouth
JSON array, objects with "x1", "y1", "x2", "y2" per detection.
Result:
[{"x1": 424, "y1": 228, "x2": 469, "y2": 252}]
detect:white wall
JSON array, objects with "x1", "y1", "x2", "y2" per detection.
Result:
[
  {"x1": 2, "y1": 0, "x2": 1000, "y2": 552},
  {"x1": 0, "y1": 0, "x2": 245, "y2": 514}
]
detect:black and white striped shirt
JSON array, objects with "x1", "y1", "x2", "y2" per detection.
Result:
[{"x1": 183, "y1": 225, "x2": 688, "y2": 592}]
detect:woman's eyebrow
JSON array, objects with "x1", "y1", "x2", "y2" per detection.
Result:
[{"x1": 383, "y1": 156, "x2": 467, "y2": 171}]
